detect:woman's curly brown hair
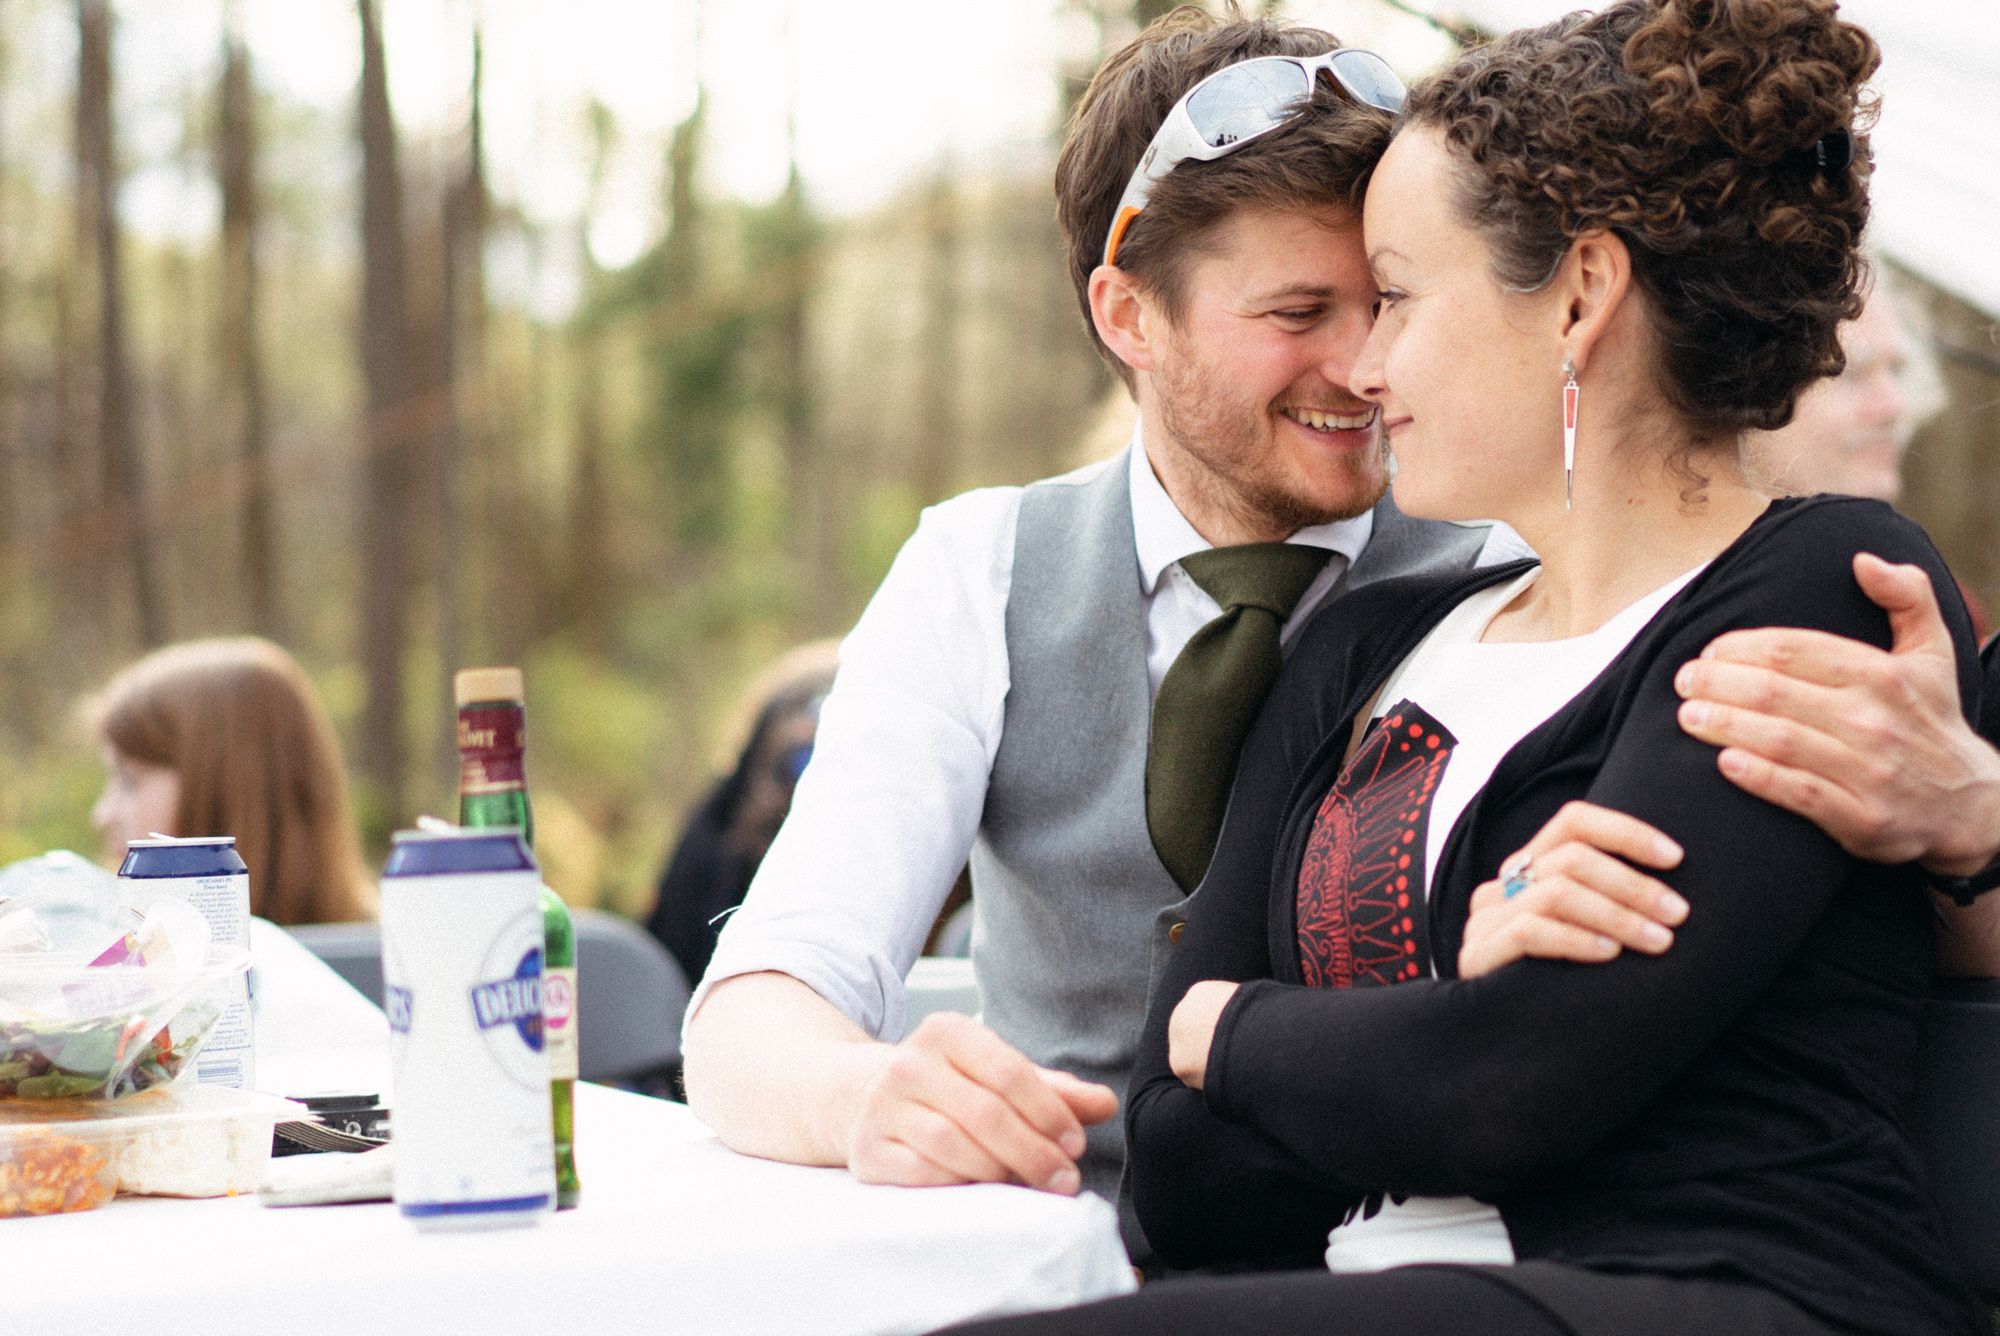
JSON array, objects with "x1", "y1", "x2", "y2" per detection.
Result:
[{"x1": 1404, "y1": 0, "x2": 1880, "y2": 442}]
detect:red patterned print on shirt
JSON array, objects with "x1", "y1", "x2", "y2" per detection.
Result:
[{"x1": 1295, "y1": 701, "x2": 1456, "y2": 988}]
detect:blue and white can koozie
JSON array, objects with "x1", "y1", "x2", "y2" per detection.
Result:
[
  {"x1": 117, "y1": 836, "x2": 254, "y2": 1091},
  {"x1": 380, "y1": 828, "x2": 554, "y2": 1230}
]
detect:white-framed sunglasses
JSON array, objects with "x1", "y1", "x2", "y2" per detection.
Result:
[{"x1": 1101, "y1": 49, "x2": 1406, "y2": 269}]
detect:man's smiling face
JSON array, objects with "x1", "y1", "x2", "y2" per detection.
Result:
[{"x1": 1140, "y1": 205, "x2": 1389, "y2": 538}]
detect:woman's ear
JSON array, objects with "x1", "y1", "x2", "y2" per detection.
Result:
[
  {"x1": 1556, "y1": 229, "x2": 1634, "y2": 377},
  {"x1": 1088, "y1": 264, "x2": 1158, "y2": 376}
]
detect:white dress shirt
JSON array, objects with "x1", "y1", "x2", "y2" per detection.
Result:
[{"x1": 692, "y1": 429, "x2": 1528, "y2": 1042}]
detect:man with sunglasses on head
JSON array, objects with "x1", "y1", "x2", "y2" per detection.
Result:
[
  {"x1": 685, "y1": 14, "x2": 1504, "y2": 1253},
  {"x1": 682, "y1": 6, "x2": 2000, "y2": 1255}
]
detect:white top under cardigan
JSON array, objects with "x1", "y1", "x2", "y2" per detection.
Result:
[{"x1": 1323, "y1": 561, "x2": 1707, "y2": 1274}]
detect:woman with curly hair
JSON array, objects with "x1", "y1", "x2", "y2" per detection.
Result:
[{"x1": 945, "y1": 1, "x2": 1986, "y2": 1333}]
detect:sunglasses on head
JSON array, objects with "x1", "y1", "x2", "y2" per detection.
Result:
[{"x1": 1102, "y1": 49, "x2": 1406, "y2": 269}]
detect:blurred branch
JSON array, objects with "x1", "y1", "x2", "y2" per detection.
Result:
[{"x1": 1368, "y1": 0, "x2": 1485, "y2": 46}]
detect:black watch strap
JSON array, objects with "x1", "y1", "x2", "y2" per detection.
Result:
[{"x1": 1927, "y1": 854, "x2": 2000, "y2": 907}]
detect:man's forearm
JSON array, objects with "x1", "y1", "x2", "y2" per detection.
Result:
[{"x1": 682, "y1": 971, "x2": 891, "y2": 1167}]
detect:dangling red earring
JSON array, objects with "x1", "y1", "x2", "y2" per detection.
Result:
[{"x1": 1562, "y1": 359, "x2": 1579, "y2": 511}]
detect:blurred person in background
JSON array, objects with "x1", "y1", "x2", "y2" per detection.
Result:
[
  {"x1": 1744, "y1": 275, "x2": 1922, "y2": 502},
  {"x1": 86, "y1": 637, "x2": 376, "y2": 926},
  {"x1": 1742, "y1": 271, "x2": 1990, "y2": 638},
  {"x1": 646, "y1": 640, "x2": 840, "y2": 989}
]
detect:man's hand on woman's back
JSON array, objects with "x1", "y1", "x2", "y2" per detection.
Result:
[
  {"x1": 1459, "y1": 553, "x2": 2000, "y2": 981},
  {"x1": 1674, "y1": 552, "x2": 2000, "y2": 876}
]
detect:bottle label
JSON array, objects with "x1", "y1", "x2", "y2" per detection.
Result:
[
  {"x1": 458, "y1": 704, "x2": 526, "y2": 795},
  {"x1": 543, "y1": 965, "x2": 579, "y2": 1081}
]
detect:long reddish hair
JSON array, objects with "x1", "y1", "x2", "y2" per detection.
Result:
[{"x1": 88, "y1": 638, "x2": 376, "y2": 925}]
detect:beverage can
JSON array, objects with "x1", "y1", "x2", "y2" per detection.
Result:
[
  {"x1": 379, "y1": 827, "x2": 554, "y2": 1230},
  {"x1": 118, "y1": 836, "x2": 255, "y2": 1091}
]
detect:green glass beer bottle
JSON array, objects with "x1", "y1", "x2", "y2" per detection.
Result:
[{"x1": 454, "y1": 666, "x2": 581, "y2": 1210}]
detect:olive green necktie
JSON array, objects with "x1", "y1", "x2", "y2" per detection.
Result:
[{"x1": 1147, "y1": 543, "x2": 1330, "y2": 893}]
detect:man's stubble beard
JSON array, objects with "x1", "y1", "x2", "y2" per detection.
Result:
[{"x1": 1155, "y1": 344, "x2": 1389, "y2": 538}]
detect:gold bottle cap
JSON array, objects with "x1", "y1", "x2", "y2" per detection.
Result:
[{"x1": 454, "y1": 666, "x2": 525, "y2": 706}]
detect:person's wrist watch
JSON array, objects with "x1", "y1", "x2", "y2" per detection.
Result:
[{"x1": 1925, "y1": 854, "x2": 2000, "y2": 907}]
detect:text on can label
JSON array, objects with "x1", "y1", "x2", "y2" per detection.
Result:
[{"x1": 470, "y1": 948, "x2": 545, "y2": 1053}]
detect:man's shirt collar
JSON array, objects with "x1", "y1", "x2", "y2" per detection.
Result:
[{"x1": 1128, "y1": 422, "x2": 1375, "y2": 596}]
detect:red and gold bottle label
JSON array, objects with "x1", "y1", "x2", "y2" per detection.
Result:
[{"x1": 457, "y1": 704, "x2": 526, "y2": 794}]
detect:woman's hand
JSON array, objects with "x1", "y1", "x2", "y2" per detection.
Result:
[
  {"x1": 1167, "y1": 980, "x2": 1240, "y2": 1090},
  {"x1": 1460, "y1": 801, "x2": 1688, "y2": 979}
]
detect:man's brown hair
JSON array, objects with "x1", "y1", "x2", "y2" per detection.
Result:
[{"x1": 1054, "y1": 5, "x2": 1393, "y2": 388}]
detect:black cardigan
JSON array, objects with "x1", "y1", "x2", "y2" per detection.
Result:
[{"x1": 1127, "y1": 497, "x2": 1986, "y2": 1336}]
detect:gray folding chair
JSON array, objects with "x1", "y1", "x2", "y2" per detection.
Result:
[
  {"x1": 1911, "y1": 976, "x2": 2000, "y2": 1305},
  {"x1": 291, "y1": 910, "x2": 691, "y2": 1084},
  {"x1": 572, "y1": 908, "x2": 690, "y2": 1082},
  {"x1": 288, "y1": 920, "x2": 386, "y2": 1006}
]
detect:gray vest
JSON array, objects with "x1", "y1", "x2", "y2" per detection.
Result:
[{"x1": 967, "y1": 449, "x2": 1490, "y2": 1224}]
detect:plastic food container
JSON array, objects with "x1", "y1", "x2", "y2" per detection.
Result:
[
  {"x1": 0, "y1": 1084, "x2": 305, "y2": 1216},
  {"x1": 0, "y1": 951, "x2": 250, "y2": 1100},
  {"x1": 0, "y1": 1114, "x2": 121, "y2": 1216},
  {"x1": 1, "y1": 861, "x2": 252, "y2": 1101}
]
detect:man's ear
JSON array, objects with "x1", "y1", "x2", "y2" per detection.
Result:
[
  {"x1": 1089, "y1": 264, "x2": 1158, "y2": 375},
  {"x1": 1556, "y1": 229, "x2": 1634, "y2": 377}
]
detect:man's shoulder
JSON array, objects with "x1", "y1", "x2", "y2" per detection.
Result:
[
  {"x1": 1350, "y1": 494, "x2": 1498, "y2": 585},
  {"x1": 905, "y1": 484, "x2": 1027, "y2": 570},
  {"x1": 1021, "y1": 453, "x2": 1123, "y2": 492}
]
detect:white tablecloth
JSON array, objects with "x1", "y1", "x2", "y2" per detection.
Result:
[{"x1": 13, "y1": 929, "x2": 1135, "y2": 1336}]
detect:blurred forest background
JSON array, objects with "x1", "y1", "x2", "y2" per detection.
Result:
[{"x1": 0, "y1": 0, "x2": 1992, "y2": 919}]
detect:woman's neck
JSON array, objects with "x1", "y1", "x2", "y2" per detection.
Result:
[{"x1": 1485, "y1": 448, "x2": 1769, "y2": 644}]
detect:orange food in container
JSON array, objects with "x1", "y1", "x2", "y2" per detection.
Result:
[{"x1": 0, "y1": 1085, "x2": 306, "y2": 1217}]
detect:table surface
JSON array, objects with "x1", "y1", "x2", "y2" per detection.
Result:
[{"x1": 9, "y1": 926, "x2": 1135, "y2": 1336}]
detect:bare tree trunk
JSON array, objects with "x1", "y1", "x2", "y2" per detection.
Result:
[
  {"x1": 567, "y1": 353, "x2": 611, "y2": 653},
  {"x1": 432, "y1": 12, "x2": 488, "y2": 783},
  {"x1": 774, "y1": 32, "x2": 831, "y2": 616},
  {"x1": 77, "y1": 0, "x2": 162, "y2": 646},
  {"x1": 457, "y1": 17, "x2": 489, "y2": 656},
  {"x1": 774, "y1": 191, "x2": 828, "y2": 613},
  {"x1": 0, "y1": 1, "x2": 14, "y2": 544},
  {"x1": 218, "y1": 0, "x2": 279, "y2": 640},
  {"x1": 356, "y1": 0, "x2": 416, "y2": 820},
  {"x1": 914, "y1": 167, "x2": 960, "y2": 507},
  {"x1": 480, "y1": 49, "x2": 540, "y2": 664},
  {"x1": 565, "y1": 99, "x2": 614, "y2": 654}
]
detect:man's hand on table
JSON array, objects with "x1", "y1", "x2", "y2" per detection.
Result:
[
  {"x1": 1673, "y1": 553, "x2": 2000, "y2": 877},
  {"x1": 846, "y1": 1012, "x2": 1116, "y2": 1194}
]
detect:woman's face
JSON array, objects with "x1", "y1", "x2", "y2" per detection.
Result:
[
  {"x1": 90, "y1": 747, "x2": 180, "y2": 863},
  {"x1": 1349, "y1": 127, "x2": 1563, "y2": 525}
]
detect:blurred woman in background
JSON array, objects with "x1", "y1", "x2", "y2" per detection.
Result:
[
  {"x1": 647, "y1": 639, "x2": 841, "y2": 988},
  {"x1": 86, "y1": 637, "x2": 375, "y2": 925}
]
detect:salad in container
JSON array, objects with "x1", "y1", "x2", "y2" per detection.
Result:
[{"x1": 0, "y1": 852, "x2": 248, "y2": 1101}]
